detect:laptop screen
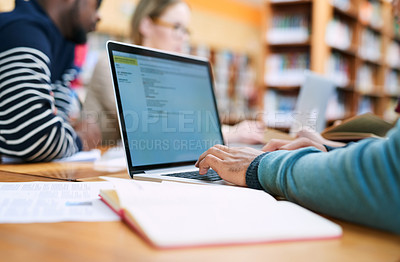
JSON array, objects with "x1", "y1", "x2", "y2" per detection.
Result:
[{"x1": 107, "y1": 42, "x2": 223, "y2": 171}]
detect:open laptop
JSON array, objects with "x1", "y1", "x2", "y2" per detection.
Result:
[
  {"x1": 106, "y1": 41, "x2": 227, "y2": 185},
  {"x1": 289, "y1": 71, "x2": 336, "y2": 135}
]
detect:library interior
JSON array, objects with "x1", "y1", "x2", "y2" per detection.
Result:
[{"x1": 0, "y1": 0, "x2": 399, "y2": 261}]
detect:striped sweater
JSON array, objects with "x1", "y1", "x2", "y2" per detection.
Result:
[{"x1": 0, "y1": 0, "x2": 82, "y2": 162}]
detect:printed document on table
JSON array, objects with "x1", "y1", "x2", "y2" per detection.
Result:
[{"x1": 0, "y1": 182, "x2": 120, "y2": 223}]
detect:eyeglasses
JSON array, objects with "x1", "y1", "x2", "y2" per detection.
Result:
[{"x1": 153, "y1": 19, "x2": 190, "y2": 36}]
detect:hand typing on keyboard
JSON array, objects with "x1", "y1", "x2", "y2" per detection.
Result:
[{"x1": 195, "y1": 144, "x2": 264, "y2": 186}]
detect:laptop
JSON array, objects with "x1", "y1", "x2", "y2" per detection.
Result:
[
  {"x1": 263, "y1": 70, "x2": 336, "y2": 142},
  {"x1": 106, "y1": 41, "x2": 227, "y2": 185},
  {"x1": 289, "y1": 71, "x2": 336, "y2": 135}
]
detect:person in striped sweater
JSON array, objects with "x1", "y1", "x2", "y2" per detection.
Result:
[{"x1": 0, "y1": 0, "x2": 102, "y2": 162}]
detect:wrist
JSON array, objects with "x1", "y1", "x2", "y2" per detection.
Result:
[{"x1": 245, "y1": 152, "x2": 269, "y2": 190}]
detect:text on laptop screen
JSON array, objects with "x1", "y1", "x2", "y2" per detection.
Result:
[{"x1": 112, "y1": 50, "x2": 222, "y2": 166}]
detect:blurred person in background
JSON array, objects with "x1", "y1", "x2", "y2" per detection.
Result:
[{"x1": 0, "y1": 0, "x2": 102, "y2": 162}]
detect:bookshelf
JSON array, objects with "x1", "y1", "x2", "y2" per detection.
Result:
[{"x1": 263, "y1": 0, "x2": 400, "y2": 130}]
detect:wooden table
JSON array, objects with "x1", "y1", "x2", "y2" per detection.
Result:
[{"x1": 0, "y1": 162, "x2": 399, "y2": 262}]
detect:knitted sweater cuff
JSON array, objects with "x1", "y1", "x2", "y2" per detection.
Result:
[{"x1": 245, "y1": 152, "x2": 269, "y2": 190}]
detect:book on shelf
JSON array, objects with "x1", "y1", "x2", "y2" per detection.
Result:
[
  {"x1": 385, "y1": 70, "x2": 400, "y2": 95},
  {"x1": 264, "y1": 53, "x2": 309, "y2": 86},
  {"x1": 359, "y1": 0, "x2": 383, "y2": 29},
  {"x1": 263, "y1": 90, "x2": 298, "y2": 129},
  {"x1": 321, "y1": 113, "x2": 394, "y2": 141},
  {"x1": 325, "y1": 16, "x2": 353, "y2": 51},
  {"x1": 267, "y1": 14, "x2": 309, "y2": 44},
  {"x1": 330, "y1": 0, "x2": 351, "y2": 12},
  {"x1": 358, "y1": 29, "x2": 382, "y2": 62},
  {"x1": 325, "y1": 52, "x2": 350, "y2": 87},
  {"x1": 356, "y1": 64, "x2": 375, "y2": 94},
  {"x1": 386, "y1": 41, "x2": 400, "y2": 69},
  {"x1": 100, "y1": 177, "x2": 342, "y2": 249}
]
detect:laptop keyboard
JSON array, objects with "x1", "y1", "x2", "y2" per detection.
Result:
[{"x1": 163, "y1": 170, "x2": 222, "y2": 182}]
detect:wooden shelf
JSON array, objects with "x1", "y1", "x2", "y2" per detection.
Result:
[
  {"x1": 329, "y1": 45, "x2": 357, "y2": 57},
  {"x1": 384, "y1": 93, "x2": 400, "y2": 99},
  {"x1": 338, "y1": 85, "x2": 355, "y2": 92},
  {"x1": 270, "y1": 0, "x2": 312, "y2": 6},
  {"x1": 266, "y1": 85, "x2": 301, "y2": 92},
  {"x1": 332, "y1": 5, "x2": 358, "y2": 20},
  {"x1": 359, "y1": 57, "x2": 384, "y2": 67},
  {"x1": 360, "y1": 23, "x2": 384, "y2": 34},
  {"x1": 356, "y1": 90, "x2": 385, "y2": 98},
  {"x1": 269, "y1": 41, "x2": 311, "y2": 48}
]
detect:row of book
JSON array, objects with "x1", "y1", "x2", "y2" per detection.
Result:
[
  {"x1": 385, "y1": 70, "x2": 400, "y2": 96},
  {"x1": 264, "y1": 52, "x2": 310, "y2": 87},
  {"x1": 386, "y1": 41, "x2": 400, "y2": 69},
  {"x1": 358, "y1": 29, "x2": 382, "y2": 62},
  {"x1": 264, "y1": 87, "x2": 398, "y2": 127},
  {"x1": 357, "y1": 96, "x2": 374, "y2": 115},
  {"x1": 263, "y1": 89, "x2": 298, "y2": 129},
  {"x1": 356, "y1": 65, "x2": 400, "y2": 96},
  {"x1": 330, "y1": 0, "x2": 351, "y2": 12},
  {"x1": 325, "y1": 52, "x2": 350, "y2": 87},
  {"x1": 356, "y1": 64, "x2": 376, "y2": 94},
  {"x1": 189, "y1": 46, "x2": 258, "y2": 120},
  {"x1": 359, "y1": 0, "x2": 383, "y2": 29},
  {"x1": 325, "y1": 17, "x2": 353, "y2": 50},
  {"x1": 267, "y1": 14, "x2": 309, "y2": 44}
]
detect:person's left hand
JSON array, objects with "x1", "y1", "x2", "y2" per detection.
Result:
[
  {"x1": 223, "y1": 120, "x2": 266, "y2": 145},
  {"x1": 262, "y1": 137, "x2": 327, "y2": 152},
  {"x1": 74, "y1": 118, "x2": 102, "y2": 151},
  {"x1": 195, "y1": 144, "x2": 264, "y2": 186}
]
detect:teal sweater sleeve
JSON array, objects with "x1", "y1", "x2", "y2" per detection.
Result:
[{"x1": 251, "y1": 119, "x2": 400, "y2": 234}]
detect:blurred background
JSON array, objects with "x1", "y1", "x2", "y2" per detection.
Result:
[{"x1": 1, "y1": 0, "x2": 398, "y2": 130}]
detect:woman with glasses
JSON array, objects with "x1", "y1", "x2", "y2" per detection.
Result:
[{"x1": 130, "y1": 0, "x2": 190, "y2": 53}]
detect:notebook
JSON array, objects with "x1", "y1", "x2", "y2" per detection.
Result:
[
  {"x1": 106, "y1": 41, "x2": 226, "y2": 184},
  {"x1": 100, "y1": 177, "x2": 342, "y2": 249}
]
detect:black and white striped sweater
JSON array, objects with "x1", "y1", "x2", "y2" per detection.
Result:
[{"x1": 0, "y1": 0, "x2": 82, "y2": 162}]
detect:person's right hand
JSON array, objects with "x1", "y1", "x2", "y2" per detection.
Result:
[
  {"x1": 297, "y1": 126, "x2": 345, "y2": 148},
  {"x1": 195, "y1": 144, "x2": 264, "y2": 186},
  {"x1": 262, "y1": 137, "x2": 327, "y2": 152}
]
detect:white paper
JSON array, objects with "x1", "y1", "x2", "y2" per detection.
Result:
[
  {"x1": 1, "y1": 149, "x2": 101, "y2": 164},
  {"x1": 0, "y1": 181, "x2": 120, "y2": 223},
  {"x1": 94, "y1": 147, "x2": 127, "y2": 172},
  {"x1": 53, "y1": 149, "x2": 101, "y2": 162}
]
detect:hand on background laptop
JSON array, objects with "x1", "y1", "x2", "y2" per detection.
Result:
[
  {"x1": 296, "y1": 126, "x2": 346, "y2": 148},
  {"x1": 262, "y1": 125, "x2": 347, "y2": 152},
  {"x1": 73, "y1": 118, "x2": 102, "y2": 151},
  {"x1": 195, "y1": 144, "x2": 263, "y2": 186},
  {"x1": 262, "y1": 137, "x2": 328, "y2": 152},
  {"x1": 222, "y1": 120, "x2": 266, "y2": 145}
]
